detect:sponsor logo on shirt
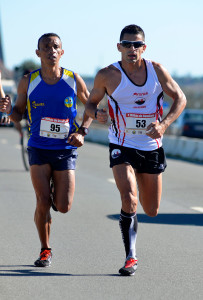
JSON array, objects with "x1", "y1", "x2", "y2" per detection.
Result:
[
  {"x1": 64, "y1": 97, "x2": 73, "y2": 108},
  {"x1": 111, "y1": 149, "x2": 121, "y2": 159},
  {"x1": 133, "y1": 92, "x2": 148, "y2": 107},
  {"x1": 135, "y1": 97, "x2": 146, "y2": 105},
  {"x1": 32, "y1": 101, "x2": 45, "y2": 109},
  {"x1": 133, "y1": 92, "x2": 148, "y2": 97}
]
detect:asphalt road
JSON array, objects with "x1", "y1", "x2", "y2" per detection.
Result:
[{"x1": 0, "y1": 127, "x2": 203, "y2": 300}]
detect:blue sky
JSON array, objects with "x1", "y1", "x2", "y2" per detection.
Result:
[{"x1": 1, "y1": 0, "x2": 203, "y2": 77}]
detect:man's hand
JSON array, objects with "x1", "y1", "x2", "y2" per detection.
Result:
[
  {"x1": 0, "y1": 95, "x2": 12, "y2": 114},
  {"x1": 146, "y1": 121, "x2": 166, "y2": 139},
  {"x1": 95, "y1": 108, "x2": 108, "y2": 124},
  {"x1": 67, "y1": 132, "x2": 85, "y2": 147}
]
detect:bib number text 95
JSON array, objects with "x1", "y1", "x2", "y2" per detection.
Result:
[{"x1": 50, "y1": 124, "x2": 60, "y2": 132}]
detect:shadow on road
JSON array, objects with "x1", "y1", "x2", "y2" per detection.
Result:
[
  {"x1": 0, "y1": 169, "x2": 26, "y2": 173},
  {"x1": 0, "y1": 265, "x2": 119, "y2": 277},
  {"x1": 107, "y1": 213, "x2": 203, "y2": 226}
]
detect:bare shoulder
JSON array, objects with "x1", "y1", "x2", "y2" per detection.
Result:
[
  {"x1": 74, "y1": 72, "x2": 88, "y2": 90},
  {"x1": 14, "y1": 75, "x2": 29, "y2": 111},
  {"x1": 97, "y1": 64, "x2": 120, "y2": 79},
  {"x1": 152, "y1": 61, "x2": 185, "y2": 99},
  {"x1": 94, "y1": 64, "x2": 121, "y2": 89},
  {"x1": 151, "y1": 61, "x2": 177, "y2": 88},
  {"x1": 74, "y1": 72, "x2": 85, "y2": 85},
  {"x1": 152, "y1": 61, "x2": 170, "y2": 79},
  {"x1": 74, "y1": 72, "x2": 83, "y2": 81},
  {"x1": 18, "y1": 75, "x2": 29, "y2": 94}
]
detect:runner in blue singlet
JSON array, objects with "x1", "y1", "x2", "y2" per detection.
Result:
[{"x1": 0, "y1": 33, "x2": 92, "y2": 267}]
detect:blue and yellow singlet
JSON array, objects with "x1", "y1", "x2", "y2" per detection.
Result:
[{"x1": 26, "y1": 68, "x2": 79, "y2": 150}]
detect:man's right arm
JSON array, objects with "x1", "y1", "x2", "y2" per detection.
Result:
[
  {"x1": 85, "y1": 69, "x2": 108, "y2": 124},
  {"x1": 7, "y1": 76, "x2": 29, "y2": 123}
]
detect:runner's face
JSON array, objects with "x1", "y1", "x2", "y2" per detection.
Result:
[
  {"x1": 118, "y1": 33, "x2": 146, "y2": 63},
  {"x1": 36, "y1": 36, "x2": 64, "y2": 65}
]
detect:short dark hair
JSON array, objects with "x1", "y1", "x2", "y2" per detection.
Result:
[
  {"x1": 120, "y1": 25, "x2": 145, "y2": 41},
  {"x1": 37, "y1": 33, "x2": 61, "y2": 49}
]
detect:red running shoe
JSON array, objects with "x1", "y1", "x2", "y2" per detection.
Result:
[
  {"x1": 34, "y1": 249, "x2": 52, "y2": 267},
  {"x1": 119, "y1": 257, "x2": 138, "y2": 276}
]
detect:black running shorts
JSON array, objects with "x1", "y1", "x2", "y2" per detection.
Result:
[{"x1": 109, "y1": 143, "x2": 167, "y2": 174}]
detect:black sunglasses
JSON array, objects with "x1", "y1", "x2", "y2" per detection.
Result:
[{"x1": 120, "y1": 40, "x2": 145, "y2": 48}]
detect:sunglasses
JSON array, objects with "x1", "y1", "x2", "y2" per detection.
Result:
[{"x1": 120, "y1": 40, "x2": 145, "y2": 48}]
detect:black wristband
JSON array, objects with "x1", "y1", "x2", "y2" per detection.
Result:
[{"x1": 79, "y1": 126, "x2": 89, "y2": 136}]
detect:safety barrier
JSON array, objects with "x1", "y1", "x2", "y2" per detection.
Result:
[{"x1": 86, "y1": 126, "x2": 203, "y2": 163}]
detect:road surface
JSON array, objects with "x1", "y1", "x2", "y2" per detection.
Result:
[{"x1": 0, "y1": 127, "x2": 202, "y2": 300}]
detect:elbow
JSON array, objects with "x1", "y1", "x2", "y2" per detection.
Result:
[
  {"x1": 183, "y1": 95, "x2": 187, "y2": 108},
  {"x1": 84, "y1": 106, "x2": 90, "y2": 118},
  {"x1": 181, "y1": 92, "x2": 187, "y2": 109},
  {"x1": 85, "y1": 103, "x2": 96, "y2": 119}
]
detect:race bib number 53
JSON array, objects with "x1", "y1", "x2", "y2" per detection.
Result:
[
  {"x1": 40, "y1": 117, "x2": 70, "y2": 139},
  {"x1": 125, "y1": 113, "x2": 156, "y2": 135}
]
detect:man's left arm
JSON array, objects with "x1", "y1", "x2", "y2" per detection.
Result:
[
  {"x1": 146, "y1": 62, "x2": 187, "y2": 139},
  {"x1": 67, "y1": 73, "x2": 93, "y2": 147}
]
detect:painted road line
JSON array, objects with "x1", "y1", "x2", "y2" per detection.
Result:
[
  {"x1": 0, "y1": 139, "x2": 8, "y2": 144},
  {"x1": 108, "y1": 178, "x2": 115, "y2": 184},
  {"x1": 191, "y1": 207, "x2": 203, "y2": 213}
]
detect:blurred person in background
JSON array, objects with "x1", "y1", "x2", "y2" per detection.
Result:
[{"x1": 0, "y1": 70, "x2": 10, "y2": 124}]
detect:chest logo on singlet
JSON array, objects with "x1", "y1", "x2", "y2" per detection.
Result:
[
  {"x1": 64, "y1": 97, "x2": 73, "y2": 108},
  {"x1": 134, "y1": 97, "x2": 146, "y2": 105},
  {"x1": 32, "y1": 101, "x2": 45, "y2": 109},
  {"x1": 133, "y1": 92, "x2": 148, "y2": 106}
]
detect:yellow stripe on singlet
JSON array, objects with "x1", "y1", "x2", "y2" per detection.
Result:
[
  {"x1": 63, "y1": 69, "x2": 74, "y2": 79},
  {"x1": 27, "y1": 97, "x2": 32, "y2": 124},
  {"x1": 30, "y1": 70, "x2": 40, "y2": 83}
]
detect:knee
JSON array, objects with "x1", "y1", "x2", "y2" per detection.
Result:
[
  {"x1": 121, "y1": 192, "x2": 138, "y2": 212},
  {"x1": 144, "y1": 207, "x2": 159, "y2": 217},
  {"x1": 36, "y1": 196, "x2": 51, "y2": 213},
  {"x1": 57, "y1": 203, "x2": 72, "y2": 214}
]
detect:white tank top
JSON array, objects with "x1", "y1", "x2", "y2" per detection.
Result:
[{"x1": 108, "y1": 59, "x2": 164, "y2": 151}]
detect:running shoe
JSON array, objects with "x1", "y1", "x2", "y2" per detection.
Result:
[
  {"x1": 50, "y1": 177, "x2": 58, "y2": 212},
  {"x1": 34, "y1": 249, "x2": 52, "y2": 267},
  {"x1": 119, "y1": 257, "x2": 138, "y2": 276}
]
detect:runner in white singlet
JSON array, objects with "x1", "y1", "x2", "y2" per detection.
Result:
[
  {"x1": 108, "y1": 59, "x2": 164, "y2": 150},
  {"x1": 85, "y1": 24, "x2": 186, "y2": 276}
]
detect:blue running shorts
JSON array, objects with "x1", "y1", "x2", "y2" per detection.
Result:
[{"x1": 27, "y1": 146, "x2": 78, "y2": 170}]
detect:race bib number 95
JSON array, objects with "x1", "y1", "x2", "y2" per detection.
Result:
[
  {"x1": 40, "y1": 117, "x2": 70, "y2": 139},
  {"x1": 125, "y1": 113, "x2": 156, "y2": 135}
]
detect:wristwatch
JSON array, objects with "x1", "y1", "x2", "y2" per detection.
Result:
[{"x1": 79, "y1": 126, "x2": 89, "y2": 136}]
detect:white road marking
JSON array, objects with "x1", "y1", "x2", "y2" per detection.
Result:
[
  {"x1": 1, "y1": 139, "x2": 8, "y2": 144},
  {"x1": 108, "y1": 178, "x2": 115, "y2": 184},
  {"x1": 15, "y1": 144, "x2": 21, "y2": 150},
  {"x1": 191, "y1": 207, "x2": 203, "y2": 213}
]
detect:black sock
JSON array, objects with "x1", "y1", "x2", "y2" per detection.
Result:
[
  {"x1": 41, "y1": 248, "x2": 51, "y2": 252},
  {"x1": 119, "y1": 209, "x2": 138, "y2": 259}
]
